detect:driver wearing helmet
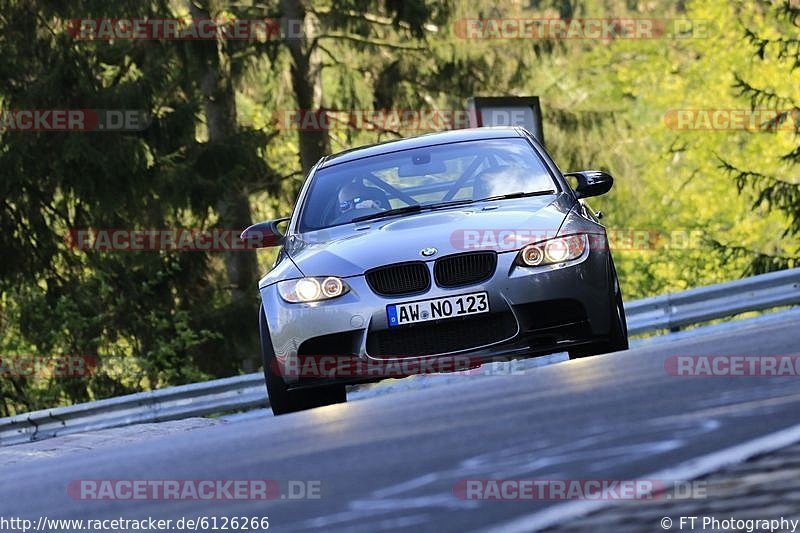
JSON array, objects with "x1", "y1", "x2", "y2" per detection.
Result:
[{"x1": 337, "y1": 180, "x2": 387, "y2": 214}]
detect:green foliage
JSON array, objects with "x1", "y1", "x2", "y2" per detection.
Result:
[{"x1": 716, "y1": 0, "x2": 800, "y2": 274}]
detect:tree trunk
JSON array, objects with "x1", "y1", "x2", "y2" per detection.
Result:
[
  {"x1": 189, "y1": 1, "x2": 258, "y2": 306},
  {"x1": 281, "y1": 0, "x2": 331, "y2": 175}
]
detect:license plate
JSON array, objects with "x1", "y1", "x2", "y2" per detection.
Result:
[{"x1": 387, "y1": 292, "x2": 489, "y2": 327}]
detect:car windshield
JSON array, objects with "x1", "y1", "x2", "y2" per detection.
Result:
[{"x1": 298, "y1": 137, "x2": 557, "y2": 231}]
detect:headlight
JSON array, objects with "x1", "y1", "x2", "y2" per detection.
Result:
[
  {"x1": 278, "y1": 276, "x2": 350, "y2": 303},
  {"x1": 517, "y1": 234, "x2": 588, "y2": 267}
]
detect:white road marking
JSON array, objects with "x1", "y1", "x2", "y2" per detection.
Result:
[{"x1": 487, "y1": 421, "x2": 800, "y2": 532}]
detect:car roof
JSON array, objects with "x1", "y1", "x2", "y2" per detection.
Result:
[{"x1": 317, "y1": 127, "x2": 527, "y2": 169}]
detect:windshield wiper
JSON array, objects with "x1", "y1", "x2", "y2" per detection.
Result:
[
  {"x1": 350, "y1": 199, "x2": 475, "y2": 223},
  {"x1": 351, "y1": 204, "x2": 423, "y2": 223},
  {"x1": 475, "y1": 190, "x2": 556, "y2": 202},
  {"x1": 425, "y1": 198, "x2": 476, "y2": 209}
]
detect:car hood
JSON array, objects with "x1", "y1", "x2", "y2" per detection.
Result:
[{"x1": 285, "y1": 193, "x2": 574, "y2": 277}]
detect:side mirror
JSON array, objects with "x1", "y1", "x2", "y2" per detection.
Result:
[
  {"x1": 564, "y1": 170, "x2": 614, "y2": 199},
  {"x1": 240, "y1": 217, "x2": 289, "y2": 249}
]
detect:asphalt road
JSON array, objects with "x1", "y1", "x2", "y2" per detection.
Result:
[{"x1": 2, "y1": 311, "x2": 800, "y2": 532}]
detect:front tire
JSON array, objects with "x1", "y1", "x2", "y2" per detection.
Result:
[
  {"x1": 569, "y1": 269, "x2": 629, "y2": 360},
  {"x1": 260, "y1": 306, "x2": 346, "y2": 415}
]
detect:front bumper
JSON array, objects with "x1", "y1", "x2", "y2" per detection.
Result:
[{"x1": 261, "y1": 242, "x2": 614, "y2": 387}]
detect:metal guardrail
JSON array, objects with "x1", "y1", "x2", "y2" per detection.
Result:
[
  {"x1": 2, "y1": 268, "x2": 799, "y2": 446},
  {"x1": 625, "y1": 267, "x2": 800, "y2": 335},
  {"x1": 0, "y1": 374, "x2": 267, "y2": 446}
]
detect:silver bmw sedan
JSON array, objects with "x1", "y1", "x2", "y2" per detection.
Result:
[{"x1": 242, "y1": 126, "x2": 628, "y2": 415}]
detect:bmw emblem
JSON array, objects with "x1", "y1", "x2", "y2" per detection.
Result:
[{"x1": 420, "y1": 247, "x2": 437, "y2": 257}]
